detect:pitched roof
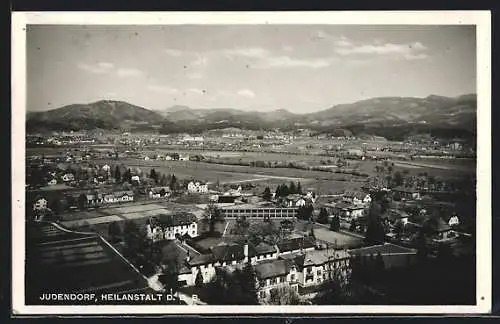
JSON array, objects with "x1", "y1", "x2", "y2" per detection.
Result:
[
  {"x1": 150, "y1": 186, "x2": 171, "y2": 194},
  {"x1": 277, "y1": 236, "x2": 315, "y2": 253},
  {"x1": 255, "y1": 259, "x2": 289, "y2": 279},
  {"x1": 436, "y1": 217, "x2": 452, "y2": 232},
  {"x1": 254, "y1": 242, "x2": 277, "y2": 255},
  {"x1": 157, "y1": 212, "x2": 197, "y2": 227},
  {"x1": 349, "y1": 243, "x2": 417, "y2": 256}
]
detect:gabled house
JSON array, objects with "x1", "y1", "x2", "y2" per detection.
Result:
[
  {"x1": 187, "y1": 181, "x2": 208, "y2": 194},
  {"x1": 332, "y1": 202, "x2": 366, "y2": 221},
  {"x1": 392, "y1": 186, "x2": 421, "y2": 200},
  {"x1": 433, "y1": 218, "x2": 457, "y2": 243},
  {"x1": 47, "y1": 179, "x2": 58, "y2": 186},
  {"x1": 343, "y1": 191, "x2": 371, "y2": 206},
  {"x1": 148, "y1": 186, "x2": 171, "y2": 199},
  {"x1": 33, "y1": 197, "x2": 48, "y2": 211},
  {"x1": 146, "y1": 213, "x2": 198, "y2": 242},
  {"x1": 61, "y1": 173, "x2": 75, "y2": 182},
  {"x1": 255, "y1": 259, "x2": 299, "y2": 301}
]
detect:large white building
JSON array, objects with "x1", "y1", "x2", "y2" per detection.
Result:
[
  {"x1": 146, "y1": 213, "x2": 198, "y2": 242},
  {"x1": 187, "y1": 181, "x2": 209, "y2": 194}
]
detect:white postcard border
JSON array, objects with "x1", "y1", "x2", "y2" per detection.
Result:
[{"x1": 11, "y1": 10, "x2": 492, "y2": 315}]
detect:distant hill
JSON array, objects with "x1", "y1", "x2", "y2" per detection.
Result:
[
  {"x1": 26, "y1": 94, "x2": 477, "y2": 140},
  {"x1": 27, "y1": 100, "x2": 164, "y2": 132}
]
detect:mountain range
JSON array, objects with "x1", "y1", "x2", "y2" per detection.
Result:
[{"x1": 26, "y1": 94, "x2": 477, "y2": 140}]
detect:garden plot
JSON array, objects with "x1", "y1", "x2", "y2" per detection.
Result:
[
  {"x1": 120, "y1": 208, "x2": 172, "y2": 220},
  {"x1": 61, "y1": 215, "x2": 124, "y2": 228}
]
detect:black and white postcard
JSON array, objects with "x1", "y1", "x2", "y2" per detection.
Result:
[{"x1": 11, "y1": 11, "x2": 492, "y2": 315}]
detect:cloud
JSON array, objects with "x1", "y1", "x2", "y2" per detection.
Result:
[
  {"x1": 283, "y1": 45, "x2": 293, "y2": 52},
  {"x1": 188, "y1": 88, "x2": 205, "y2": 95},
  {"x1": 117, "y1": 68, "x2": 143, "y2": 77},
  {"x1": 222, "y1": 47, "x2": 270, "y2": 59},
  {"x1": 334, "y1": 38, "x2": 429, "y2": 60},
  {"x1": 147, "y1": 85, "x2": 178, "y2": 94},
  {"x1": 77, "y1": 62, "x2": 114, "y2": 74},
  {"x1": 237, "y1": 89, "x2": 256, "y2": 98},
  {"x1": 256, "y1": 56, "x2": 336, "y2": 69},
  {"x1": 164, "y1": 49, "x2": 183, "y2": 57},
  {"x1": 311, "y1": 30, "x2": 330, "y2": 40},
  {"x1": 186, "y1": 72, "x2": 203, "y2": 80},
  {"x1": 334, "y1": 36, "x2": 354, "y2": 48},
  {"x1": 191, "y1": 54, "x2": 209, "y2": 67}
]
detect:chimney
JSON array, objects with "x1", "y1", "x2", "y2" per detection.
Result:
[{"x1": 243, "y1": 244, "x2": 249, "y2": 263}]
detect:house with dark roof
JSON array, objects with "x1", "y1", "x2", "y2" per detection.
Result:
[
  {"x1": 277, "y1": 236, "x2": 316, "y2": 256},
  {"x1": 433, "y1": 218, "x2": 458, "y2": 243},
  {"x1": 330, "y1": 202, "x2": 366, "y2": 221},
  {"x1": 255, "y1": 259, "x2": 299, "y2": 300},
  {"x1": 348, "y1": 243, "x2": 418, "y2": 269},
  {"x1": 148, "y1": 186, "x2": 171, "y2": 199},
  {"x1": 280, "y1": 248, "x2": 351, "y2": 291},
  {"x1": 392, "y1": 186, "x2": 421, "y2": 200}
]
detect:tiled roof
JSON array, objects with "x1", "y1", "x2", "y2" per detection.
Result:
[
  {"x1": 25, "y1": 221, "x2": 149, "y2": 305},
  {"x1": 277, "y1": 236, "x2": 315, "y2": 253},
  {"x1": 157, "y1": 212, "x2": 197, "y2": 227},
  {"x1": 254, "y1": 242, "x2": 277, "y2": 255},
  {"x1": 255, "y1": 259, "x2": 289, "y2": 279}
]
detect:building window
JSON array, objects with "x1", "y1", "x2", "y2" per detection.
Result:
[
  {"x1": 317, "y1": 270, "x2": 321, "y2": 276},
  {"x1": 290, "y1": 274, "x2": 295, "y2": 281},
  {"x1": 259, "y1": 291, "x2": 266, "y2": 299}
]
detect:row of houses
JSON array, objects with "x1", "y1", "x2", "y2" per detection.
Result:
[{"x1": 177, "y1": 235, "x2": 417, "y2": 302}]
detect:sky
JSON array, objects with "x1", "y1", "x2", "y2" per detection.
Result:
[{"x1": 26, "y1": 25, "x2": 476, "y2": 114}]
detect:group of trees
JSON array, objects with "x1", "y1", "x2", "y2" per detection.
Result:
[
  {"x1": 203, "y1": 201, "x2": 224, "y2": 234},
  {"x1": 274, "y1": 181, "x2": 303, "y2": 198},
  {"x1": 364, "y1": 190, "x2": 391, "y2": 245},
  {"x1": 203, "y1": 261, "x2": 259, "y2": 305}
]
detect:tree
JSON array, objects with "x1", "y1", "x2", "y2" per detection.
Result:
[
  {"x1": 317, "y1": 208, "x2": 329, "y2": 224},
  {"x1": 393, "y1": 171, "x2": 404, "y2": 187},
  {"x1": 195, "y1": 270, "x2": 204, "y2": 288},
  {"x1": 108, "y1": 221, "x2": 122, "y2": 243},
  {"x1": 269, "y1": 286, "x2": 300, "y2": 305},
  {"x1": 150, "y1": 168, "x2": 158, "y2": 184},
  {"x1": 114, "y1": 166, "x2": 121, "y2": 182},
  {"x1": 297, "y1": 182, "x2": 303, "y2": 194},
  {"x1": 393, "y1": 220, "x2": 404, "y2": 240},
  {"x1": 49, "y1": 198, "x2": 63, "y2": 215},
  {"x1": 159, "y1": 174, "x2": 168, "y2": 186},
  {"x1": 364, "y1": 202, "x2": 386, "y2": 245},
  {"x1": 330, "y1": 215, "x2": 341, "y2": 232},
  {"x1": 122, "y1": 168, "x2": 132, "y2": 183},
  {"x1": 289, "y1": 181, "x2": 297, "y2": 194},
  {"x1": 262, "y1": 187, "x2": 272, "y2": 201},
  {"x1": 240, "y1": 261, "x2": 259, "y2": 304},
  {"x1": 169, "y1": 174, "x2": 177, "y2": 193},
  {"x1": 159, "y1": 261, "x2": 180, "y2": 293},
  {"x1": 78, "y1": 193, "x2": 87, "y2": 210},
  {"x1": 297, "y1": 204, "x2": 314, "y2": 221}
]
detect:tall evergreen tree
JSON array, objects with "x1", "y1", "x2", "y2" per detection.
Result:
[
  {"x1": 114, "y1": 166, "x2": 121, "y2": 182},
  {"x1": 330, "y1": 215, "x2": 341, "y2": 231},
  {"x1": 296, "y1": 182, "x2": 302, "y2": 194},
  {"x1": 262, "y1": 187, "x2": 272, "y2": 201},
  {"x1": 195, "y1": 270, "x2": 204, "y2": 288},
  {"x1": 150, "y1": 168, "x2": 158, "y2": 184},
  {"x1": 289, "y1": 181, "x2": 296, "y2": 194}
]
